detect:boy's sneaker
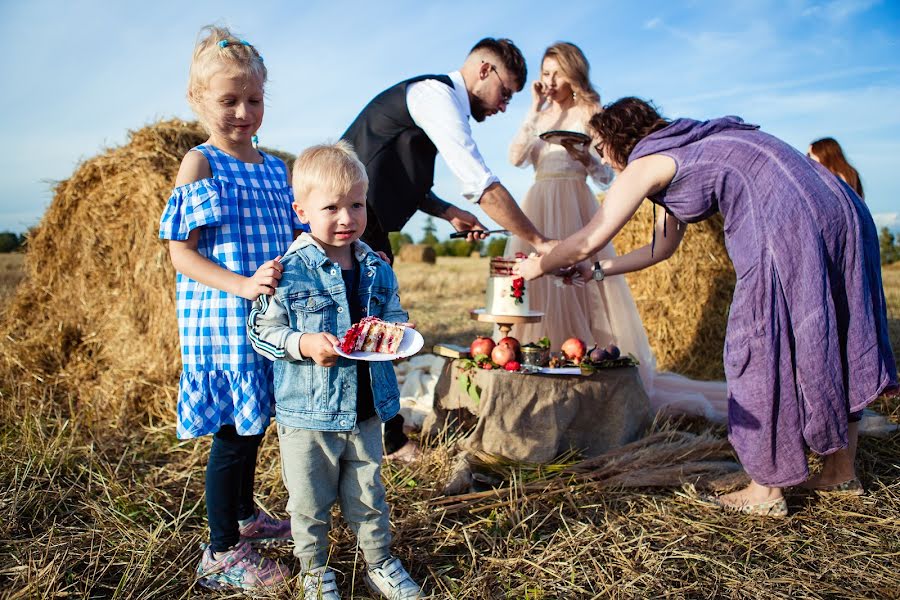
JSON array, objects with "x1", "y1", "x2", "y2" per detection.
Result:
[
  {"x1": 239, "y1": 508, "x2": 292, "y2": 547},
  {"x1": 365, "y1": 557, "x2": 423, "y2": 599},
  {"x1": 301, "y1": 566, "x2": 341, "y2": 600},
  {"x1": 195, "y1": 540, "x2": 289, "y2": 591}
]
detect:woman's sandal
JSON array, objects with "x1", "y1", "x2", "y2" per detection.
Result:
[
  {"x1": 803, "y1": 477, "x2": 865, "y2": 496},
  {"x1": 696, "y1": 494, "x2": 789, "y2": 518}
]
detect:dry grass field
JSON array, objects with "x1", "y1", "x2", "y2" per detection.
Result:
[
  {"x1": 0, "y1": 253, "x2": 24, "y2": 303},
  {"x1": 0, "y1": 256, "x2": 899, "y2": 599}
]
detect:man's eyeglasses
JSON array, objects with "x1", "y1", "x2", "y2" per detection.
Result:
[{"x1": 484, "y1": 62, "x2": 513, "y2": 103}]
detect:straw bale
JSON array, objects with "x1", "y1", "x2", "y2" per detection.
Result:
[
  {"x1": 611, "y1": 200, "x2": 735, "y2": 380},
  {"x1": 398, "y1": 243, "x2": 437, "y2": 264},
  {"x1": 0, "y1": 119, "x2": 293, "y2": 425}
]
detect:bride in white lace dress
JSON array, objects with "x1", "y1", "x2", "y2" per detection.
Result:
[{"x1": 504, "y1": 42, "x2": 727, "y2": 420}]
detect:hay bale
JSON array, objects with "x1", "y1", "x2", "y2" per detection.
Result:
[
  {"x1": 612, "y1": 201, "x2": 735, "y2": 380},
  {"x1": 398, "y1": 244, "x2": 436, "y2": 264},
  {"x1": 0, "y1": 119, "x2": 293, "y2": 424}
]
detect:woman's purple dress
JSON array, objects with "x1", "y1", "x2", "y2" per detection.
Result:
[{"x1": 630, "y1": 117, "x2": 897, "y2": 486}]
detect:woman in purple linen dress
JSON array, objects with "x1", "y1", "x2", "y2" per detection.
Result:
[{"x1": 518, "y1": 97, "x2": 897, "y2": 515}]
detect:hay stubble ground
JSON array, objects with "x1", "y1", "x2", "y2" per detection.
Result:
[{"x1": 1, "y1": 256, "x2": 899, "y2": 599}]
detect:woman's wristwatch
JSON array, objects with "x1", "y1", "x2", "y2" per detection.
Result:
[{"x1": 591, "y1": 261, "x2": 606, "y2": 281}]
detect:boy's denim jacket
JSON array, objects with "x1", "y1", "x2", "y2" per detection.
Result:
[{"x1": 247, "y1": 233, "x2": 408, "y2": 431}]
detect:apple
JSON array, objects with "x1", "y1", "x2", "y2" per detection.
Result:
[
  {"x1": 491, "y1": 343, "x2": 516, "y2": 367},
  {"x1": 497, "y1": 336, "x2": 521, "y2": 357},
  {"x1": 470, "y1": 336, "x2": 495, "y2": 359},
  {"x1": 561, "y1": 337, "x2": 587, "y2": 363}
]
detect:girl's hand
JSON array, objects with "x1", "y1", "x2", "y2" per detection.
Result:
[
  {"x1": 302, "y1": 332, "x2": 341, "y2": 367},
  {"x1": 561, "y1": 139, "x2": 591, "y2": 167},
  {"x1": 515, "y1": 255, "x2": 546, "y2": 281},
  {"x1": 531, "y1": 81, "x2": 547, "y2": 112},
  {"x1": 240, "y1": 256, "x2": 284, "y2": 300}
]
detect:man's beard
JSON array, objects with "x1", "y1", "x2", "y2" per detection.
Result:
[{"x1": 470, "y1": 95, "x2": 488, "y2": 122}]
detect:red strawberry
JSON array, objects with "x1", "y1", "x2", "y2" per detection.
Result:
[
  {"x1": 481, "y1": 362, "x2": 494, "y2": 370},
  {"x1": 504, "y1": 361, "x2": 521, "y2": 371}
]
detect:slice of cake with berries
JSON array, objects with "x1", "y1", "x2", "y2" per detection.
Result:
[{"x1": 340, "y1": 317, "x2": 410, "y2": 354}]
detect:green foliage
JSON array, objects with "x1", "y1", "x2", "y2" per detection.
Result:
[
  {"x1": 0, "y1": 231, "x2": 22, "y2": 253},
  {"x1": 441, "y1": 239, "x2": 483, "y2": 257},
  {"x1": 879, "y1": 227, "x2": 900, "y2": 265},
  {"x1": 485, "y1": 237, "x2": 507, "y2": 258},
  {"x1": 420, "y1": 216, "x2": 440, "y2": 247},
  {"x1": 388, "y1": 232, "x2": 413, "y2": 256}
]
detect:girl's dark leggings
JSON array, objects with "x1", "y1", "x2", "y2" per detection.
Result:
[{"x1": 206, "y1": 425, "x2": 264, "y2": 552}]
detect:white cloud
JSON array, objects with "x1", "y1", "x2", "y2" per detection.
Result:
[
  {"x1": 802, "y1": 0, "x2": 881, "y2": 22},
  {"x1": 872, "y1": 212, "x2": 900, "y2": 230}
]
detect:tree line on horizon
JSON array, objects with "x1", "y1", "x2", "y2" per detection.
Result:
[{"x1": 389, "y1": 219, "x2": 900, "y2": 266}]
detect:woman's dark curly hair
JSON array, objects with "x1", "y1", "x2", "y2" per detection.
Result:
[{"x1": 589, "y1": 97, "x2": 670, "y2": 168}]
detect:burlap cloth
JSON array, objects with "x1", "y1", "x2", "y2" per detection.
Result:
[{"x1": 430, "y1": 359, "x2": 652, "y2": 463}]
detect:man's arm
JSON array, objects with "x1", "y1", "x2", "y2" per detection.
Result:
[{"x1": 478, "y1": 182, "x2": 548, "y2": 251}]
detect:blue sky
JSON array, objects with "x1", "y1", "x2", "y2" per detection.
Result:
[{"x1": 1, "y1": 0, "x2": 899, "y2": 239}]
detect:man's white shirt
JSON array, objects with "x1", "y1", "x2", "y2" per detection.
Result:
[{"x1": 406, "y1": 71, "x2": 499, "y2": 202}]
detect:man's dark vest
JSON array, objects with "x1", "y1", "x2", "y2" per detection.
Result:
[{"x1": 341, "y1": 74, "x2": 454, "y2": 233}]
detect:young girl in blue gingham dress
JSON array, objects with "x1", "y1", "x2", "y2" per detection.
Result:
[{"x1": 158, "y1": 25, "x2": 301, "y2": 592}]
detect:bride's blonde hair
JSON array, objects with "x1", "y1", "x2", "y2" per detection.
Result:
[{"x1": 543, "y1": 42, "x2": 600, "y2": 107}]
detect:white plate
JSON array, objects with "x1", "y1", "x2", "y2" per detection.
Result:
[
  {"x1": 333, "y1": 327, "x2": 424, "y2": 361},
  {"x1": 539, "y1": 130, "x2": 591, "y2": 146},
  {"x1": 471, "y1": 308, "x2": 545, "y2": 318},
  {"x1": 536, "y1": 367, "x2": 582, "y2": 375}
]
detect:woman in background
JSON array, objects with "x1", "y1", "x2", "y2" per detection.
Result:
[{"x1": 808, "y1": 137, "x2": 864, "y2": 199}]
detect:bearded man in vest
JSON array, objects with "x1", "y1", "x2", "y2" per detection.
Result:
[{"x1": 342, "y1": 38, "x2": 551, "y2": 461}]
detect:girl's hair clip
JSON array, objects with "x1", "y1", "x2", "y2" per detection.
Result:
[{"x1": 217, "y1": 39, "x2": 263, "y2": 62}]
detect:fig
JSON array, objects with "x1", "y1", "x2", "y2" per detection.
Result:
[{"x1": 605, "y1": 343, "x2": 621, "y2": 359}]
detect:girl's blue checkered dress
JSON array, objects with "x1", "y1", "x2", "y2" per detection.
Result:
[{"x1": 159, "y1": 144, "x2": 301, "y2": 439}]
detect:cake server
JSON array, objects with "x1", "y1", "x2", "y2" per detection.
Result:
[{"x1": 449, "y1": 229, "x2": 510, "y2": 239}]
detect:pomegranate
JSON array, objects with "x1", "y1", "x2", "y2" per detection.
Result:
[
  {"x1": 491, "y1": 343, "x2": 516, "y2": 367},
  {"x1": 497, "y1": 336, "x2": 521, "y2": 357},
  {"x1": 561, "y1": 337, "x2": 587, "y2": 363},
  {"x1": 469, "y1": 336, "x2": 495, "y2": 359}
]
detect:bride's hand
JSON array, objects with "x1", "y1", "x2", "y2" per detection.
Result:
[
  {"x1": 515, "y1": 255, "x2": 545, "y2": 281},
  {"x1": 531, "y1": 81, "x2": 547, "y2": 112},
  {"x1": 561, "y1": 139, "x2": 591, "y2": 167}
]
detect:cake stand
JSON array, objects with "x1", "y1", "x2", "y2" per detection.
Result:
[{"x1": 469, "y1": 308, "x2": 544, "y2": 338}]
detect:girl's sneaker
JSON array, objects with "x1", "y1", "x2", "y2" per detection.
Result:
[
  {"x1": 365, "y1": 558, "x2": 423, "y2": 599},
  {"x1": 301, "y1": 566, "x2": 341, "y2": 600},
  {"x1": 239, "y1": 508, "x2": 293, "y2": 547},
  {"x1": 195, "y1": 540, "x2": 289, "y2": 591}
]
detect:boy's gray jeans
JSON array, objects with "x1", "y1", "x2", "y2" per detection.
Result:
[{"x1": 277, "y1": 417, "x2": 392, "y2": 570}]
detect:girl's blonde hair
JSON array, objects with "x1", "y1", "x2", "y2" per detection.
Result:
[
  {"x1": 187, "y1": 25, "x2": 267, "y2": 115},
  {"x1": 543, "y1": 42, "x2": 600, "y2": 107},
  {"x1": 293, "y1": 141, "x2": 369, "y2": 201}
]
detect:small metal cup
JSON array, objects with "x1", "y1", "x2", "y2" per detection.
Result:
[{"x1": 521, "y1": 346, "x2": 548, "y2": 367}]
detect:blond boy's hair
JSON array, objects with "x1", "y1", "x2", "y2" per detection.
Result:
[
  {"x1": 293, "y1": 141, "x2": 369, "y2": 201},
  {"x1": 187, "y1": 25, "x2": 267, "y2": 120}
]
